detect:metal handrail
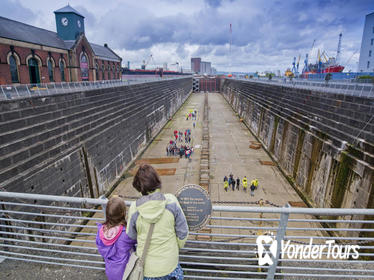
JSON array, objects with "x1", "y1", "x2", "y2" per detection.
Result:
[
  {"x1": 232, "y1": 77, "x2": 374, "y2": 98},
  {"x1": 1, "y1": 191, "x2": 374, "y2": 279},
  {"x1": 0, "y1": 76, "x2": 193, "y2": 101}
]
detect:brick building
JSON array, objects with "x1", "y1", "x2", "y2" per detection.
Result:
[{"x1": 0, "y1": 5, "x2": 121, "y2": 85}]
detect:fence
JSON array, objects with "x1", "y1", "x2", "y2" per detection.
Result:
[
  {"x1": 0, "y1": 76, "x2": 192, "y2": 101},
  {"x1": 1, "y1": 191, "x2": 374, "y2": 279},
  {"x1": 233, "y1": 77, "x2": 374, "y2": 98}
]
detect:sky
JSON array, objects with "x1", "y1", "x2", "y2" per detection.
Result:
[{"x1": 1, "y1": 0, "x2": 373, "y2": 73}]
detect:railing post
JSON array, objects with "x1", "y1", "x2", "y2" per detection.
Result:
[
  {"x1": 1, "y1": 86, "x2": 7, "y2": 99},
  {"x1": 99, "y1": 195, "x2": 108, "y2": 221},
  {"x1": 266, "y1": 203, "x2": 290, "y2": 280},
  {"x1": 26, "y1": 84, "x2": 31, "y2": 97},
  {"x1": 14, "y1": 85, "x2": 20, "y2": 98}
]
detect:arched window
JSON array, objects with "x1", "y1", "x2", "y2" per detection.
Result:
[
  {"x1": 28, "y1": 57, "x2": 40, "y2": 84},
  {"x1": 9, "y1": 55, "x2": 19, "y2": 83},
  {"x1": 101, "y1": 64, "x2": 105, "y2": 80},
  {"x1": 47, "y1": 58, "x2": 54, "y2": 82},
  {"x1": 80, "y1": 53, "x2": 89, "y2": 81},
  {"x1": 59, "y1": 60, "x2": 65, "y2": 82}
]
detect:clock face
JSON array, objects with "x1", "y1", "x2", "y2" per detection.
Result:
[
  {"x1": 61, "y1": 17, "x2": 68, "y2": 26},
  {"x1": 77, "y1": 20, "x2": 81, "y2": 28}
]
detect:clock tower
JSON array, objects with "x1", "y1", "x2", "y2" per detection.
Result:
[{"x1": 54, "y1": 4, "x2": 85, "y2": 41}]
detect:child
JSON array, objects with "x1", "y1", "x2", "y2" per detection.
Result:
[{"x1": 96, "y1": 197, "x2": 136, "y2": 280}]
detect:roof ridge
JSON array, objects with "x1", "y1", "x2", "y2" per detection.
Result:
[
  {"x1": 54, "y1": 5, "x2": 84, "y2": 18},
  {"x1": 0, "y1": 16, "x2": 58, "y2": 37}
]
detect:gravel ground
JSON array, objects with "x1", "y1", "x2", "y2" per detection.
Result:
[{"x1": 0, "y1": 259, "x2": 106, "y2": 280}]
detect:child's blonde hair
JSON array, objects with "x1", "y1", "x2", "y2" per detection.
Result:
[{"x1": 104, "y1": 197, "x2": 126, "y2": 229}]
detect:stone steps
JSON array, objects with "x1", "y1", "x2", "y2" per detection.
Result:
[
  {"x1": 0, "y1": 85, "x2": 164, "y2": 155},
  {"x1": 244, "y1": 89, "x2": 374, "y2": 165},
  {"x1": 242, "y1": 86, "x2": 374, "y2": 144},
  {"x1": 0, "y1": 79, "x2": 192, "y2": 193},
  {"x1": 244, "y1": 84, "x2": 374, "y2": 137},
  {"x1": 239, "y1": 84, "x2": 374, "y2": 153}
]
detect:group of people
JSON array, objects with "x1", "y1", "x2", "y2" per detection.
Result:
[
  {"x1": 173, "y1": 129, "x2": 192, "y2": 144},
  {"x1": 186, "y1": 109, "x2": 197, "y2": 128},
  {"x1": 186, "y1": 109, "x2": 197, "y2": 121},
  {"x1": 223, "y1": 174, "x2": 259, "y2": 196},
  {"x1": 166, "y1": 129, "x2": 194, "y2": 160},
  {"x1": 166, "y1": 140, "x2": 193, "y2": 160},
  {"x1": 96, "y1": 164, "x2": 188, "y2": 280}
]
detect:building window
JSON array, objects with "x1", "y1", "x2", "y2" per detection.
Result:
[
  {"x1": 47, "y1": 58, "x2": 54, "y2": 82},
  {"x1": 80, "y1": 53, "x2": 89, "y2": 81},
  {"x1": 95, "y1": 63, "x2": 99, "y2": 80},
  {"x1": 28, "y1": 57, "x2": 40, "y2": 84},
  {"x1": 370, "y1": 50, "x2": 372, "y2": 57},
  {"x1": 59, "y1": 60, "x2": 65, "y2": 82},
  {"x1": 101, "y1": 64, "x2": 105, "y2": 80},
  {"x1": 108, "y1": 70, "x2": 111, "y2": 80},
  {"x1": 368, "y1": 61, "x2": 370, "y2": 69},
  {"x1": 9, "y1": 55, "x2": 19, "y2": 83},
  {"x1": 371, "y1": 39, "x2": 374, "y2": 46}
]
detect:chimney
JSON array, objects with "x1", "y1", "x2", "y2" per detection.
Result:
[{"x1": 104, "y1": 43, "x2": 108, "y2": 48}]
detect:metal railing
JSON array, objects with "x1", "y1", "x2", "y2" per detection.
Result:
[
  {"x1": 0, "y1": 76, "x2": 192, "y2": 101},
  {"x1": 232, "y1": 77, "x2": 374, "y2": 98},
  {"x1": 1, "y1": 191, "x2": 374, "y2": 279}
]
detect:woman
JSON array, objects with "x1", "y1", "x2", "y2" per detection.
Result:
[{"x1": 127, "y1": 164, "x2": 188, "y2": 280}]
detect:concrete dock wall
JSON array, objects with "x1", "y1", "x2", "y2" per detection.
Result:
[
  {"x1": 0, "y1": 78, "x2": 192, "y2": 197},
  {"x1": 221, "y1": 79, "x2": 374, "y2": 211}
]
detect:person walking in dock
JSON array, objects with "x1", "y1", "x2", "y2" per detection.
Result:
[
  {"x1": 251, "y1": 179, "x2": 259, "y2": 190},
  {"x1": 236, "y1": 177, "x2": 240, "y2": 190},
  {"x1": 250, "y1": 183, "x2": 256, "y2": 196},
  {"x1": 223, "y1": 176, "x2": 229, "y2": 192},
  {"x1": 242, "y1": 176, "x2": 248, "y2": 192},
  {"x1": 229, "y1": 174, "x2": 235, "y2": 191},
  {"x1": 250, "y1": 179, "x2": 259, "y2": 197}
]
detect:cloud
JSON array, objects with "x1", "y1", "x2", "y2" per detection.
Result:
[
  {"x1": 0, "y1": 0, "x2": 373, "y2": 72},
  {"x1": 0, "y1": 0, "x2": 35, "y2": 24}
]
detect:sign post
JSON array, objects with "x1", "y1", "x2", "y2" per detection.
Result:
[{"x1": 176, "y1": 184, "x2": 212, "y2": 231}]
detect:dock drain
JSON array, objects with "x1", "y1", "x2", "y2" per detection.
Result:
[
  {"x1": 249, "y1": 141, "x2": 261, "y2": 149},
  {"x1": 136, "y1": 157, "x2": 179, "y2": 164},
  {"x1": 288, "y1": 201, "x2": 307, "y2": 207},
  {"x1": 130, "y1": 167, "x2": 176, "y2": 176},
  {"x1": 259, "y1": 160, "x2": 276, "y2": 166}
]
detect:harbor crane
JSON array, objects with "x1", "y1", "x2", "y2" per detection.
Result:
[
  {"x1": 336, "y1": 33, "x2": 342, "y2": 64},
  {"x1": 170, "y1": 62, "x2": 180, "y2": 72},
  {"x1": 303, "y1": 39, "x2": 316, "y2": 73},
  {"x1": 141, "y1": 54, "x2": 155, "y2": 70}
]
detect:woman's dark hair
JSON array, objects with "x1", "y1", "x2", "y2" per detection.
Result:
[
  {"x1": 132, "y1": 164, "x2": 161, "y2": 195},
  {"x1": 104, "y1": 197, "x2": 126, "y2": 229}
]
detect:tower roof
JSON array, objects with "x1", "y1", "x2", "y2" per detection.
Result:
[{"x1": 54, "y1": 4, "x2": 84, "y2": 18}]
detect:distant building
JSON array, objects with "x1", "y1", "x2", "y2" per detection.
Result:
[
  {"x1": 358, "y1": 12, "x2": 374, "y2": 72},
  {"x1": 0, "y1": 4, "x2": 121, "y2": 84},
  {"x1": 191, "y1": 57, "x2": 201, "y2": 73},
  {"x1": 200, "y1": 61, "x2": 211, "y2": 75},
  {"x1": 191, "y1": 57, "x2": 215, "y2": 74}
]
